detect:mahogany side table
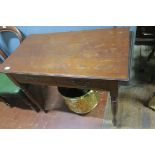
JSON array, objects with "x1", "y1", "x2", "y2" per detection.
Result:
[{"x1": 0, "y1": 28, "x2": 132, "y2": 126}]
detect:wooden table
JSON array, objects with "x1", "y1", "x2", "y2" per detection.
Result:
[{"x1": 0, "y1": 28, "x2": 132, "y2": 126}]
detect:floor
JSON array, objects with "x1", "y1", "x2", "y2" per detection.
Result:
[
  {"x1": 0, "y1": 86, "x2": 108, "y2": 129},
  {"x1": 103, "y1": 45, "x2": 155, "y2": 128}
]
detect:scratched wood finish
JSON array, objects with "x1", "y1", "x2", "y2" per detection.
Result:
[{"x1": 0, "y1": 28, "x2": 130, "y2": 81}]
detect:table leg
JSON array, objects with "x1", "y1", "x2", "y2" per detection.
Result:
[
  {"x1": 6, "y1": 74, "x2": 44, "y2": 112},
  {"x1": 109, "y1": 81, "x2": 118, "y2": 126},
  {"x1": 110, "y1": 96, "x2": 118, "y2": 126},
  {"x1": 18, "y1": 85, "x2": 46, "y2": 112}
]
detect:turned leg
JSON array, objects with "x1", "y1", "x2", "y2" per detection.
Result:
[
  {"x1": 109, "y1": 81, "x2": 118, "y2": 126},
  {"x1": 110, "y1": 96, "x2": 118, "y2": 126}
]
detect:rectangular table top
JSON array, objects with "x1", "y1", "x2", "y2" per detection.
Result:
[{"x1": 0, "y1": 28, "x2": 130, "y2": 81}]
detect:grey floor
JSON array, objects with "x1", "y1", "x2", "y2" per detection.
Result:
[{"x1": 103, "y1": 45, "x2": 155, "y2": 128}]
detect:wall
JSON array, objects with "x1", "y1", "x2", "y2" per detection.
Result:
[{"x1": 0, "y1": 26, "x2": 136, "y2": 58}]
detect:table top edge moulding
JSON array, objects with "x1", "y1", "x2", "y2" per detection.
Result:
[{"x1": 0, "y1": 27, "x2": 130, "y2": 82}]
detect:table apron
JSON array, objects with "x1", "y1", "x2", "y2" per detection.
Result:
[{"x1": 9, "y1": 73, "x2": 118, "y2": 91}]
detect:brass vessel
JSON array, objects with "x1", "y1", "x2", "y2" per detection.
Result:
[{"x1": 58, "y1": 87, "x2": 99, "y2": 114}]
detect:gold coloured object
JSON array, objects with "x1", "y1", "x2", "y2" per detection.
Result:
[{"x1": 58, "y1": 87, "x2": 99, "y2": 114}]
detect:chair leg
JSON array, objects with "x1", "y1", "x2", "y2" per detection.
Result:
[
  {"x1": 0, "y1": 96, "x2": 13, "y2": 107},
  {"x1": 20, "y1": 88, "x2": 48, "y2": 113},
  {"x1": 19, "y1": 91, "x2": 40, "y2": 112},
  {"x1": 147, "y1": 46, "x2": 155, "y2": 61},
  {"x1": 5, "y1": 74, "x2": 44, "y2": 112},
  {"x1": 23, "y1": 84, "x2": 48, "y2": 113}
]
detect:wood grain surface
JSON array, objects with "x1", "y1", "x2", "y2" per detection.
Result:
[{"x1": 0, "y1": 28, "x2": 130, "y2": 81}]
